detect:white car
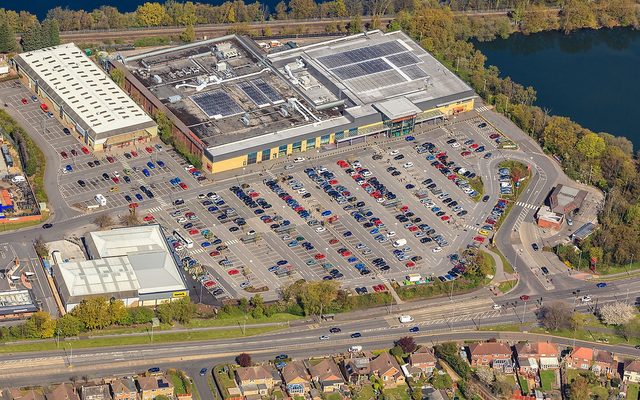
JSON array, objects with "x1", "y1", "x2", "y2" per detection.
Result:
[
  {"x1": 293, "y1": 157, "x2": 305, "y2": 163},
  {"x1": 492, "y1": 304, "x2": 502, "y2": 310},
  {"x1": 198, "y1": 194, "x2": 206, "y2": 199},
  {"x1": 581, "y1": 295, "x2": 592, "y2": 303},
  {"x1": 113, "y1": 171, "x2": 120, "y2": 178},
  {"x1": 297, "y1": 188, "x2": 307, "y2": 194},
  {"x1": 352, "y1": 161, "x2": 362, "y2": 168},
  {"x1": 451, "y1": 142, "x2": 461, "y2": 148},
  {"x1": 403, "y1": 162, "x2": 414, "y2": 169},
  {"x1": 184, "y1": 164, "x2": 195, "y2": 171},
  {"x1": 386, "y1": 231, "x2": 396, "y2": 237},
  {"x1": 319, "y1": 335, "x2": 330, "y2": 340},
  {"x1": 317, "y1": 167, "x2": 328, "y2": 173},
  {"x1": 361, "y1": 170, "x2": 372, "y2": 177},
  {"x1": 389, "y1": 150, "x2": 400, "y2": 156},
  {"x1": 315, "y1": 226, "x2": 326, "y2": 233},
  {"x1": 177, "y1": 217, "x2": 187, "y2": 223},
  {"x1": 376, "y1": 197, "x2": 385, "y2": 203},
  {"x1": 432, "y1": 247, "x2": 442, "y2": 253},
  {"x1": 284, "y1": 164, "x2": 294, "y2": 170}
]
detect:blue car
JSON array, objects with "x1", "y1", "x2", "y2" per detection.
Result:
[
  {"x1": 277, "y1": 260, "x2": 288, "y2": 266},
  {"x1": 268, "y1": 265, "x2": 279, "y2": 272},
  {"x1": 135, "y1": 193, "x2": 143, "y2": 201},
  {"x1": 157, "y1": 160, "x2": 165, "y2": 167},
  {"x1": 288, "y1": 241, "x2": 298, "y2": 247},
  {"x1": 147, "y1": 161, "x2": 155, "y2": 169},
  {"x1": 347, "y1": 257, "x2": 358, "y2": 263},
  {"x1": 409, "y1": 326, "x2": 420, "y2": 333},
  {"x1": 596, "y1": 282, "x2": 607, "y2": 288},
  {"x1": 65, "y1": 164, "x2": 73, "y2": 172},
  {"x1": 124, "y1": 195, "x2": 132, "y2": 202},
  {"x1": 343, "y1": 231, "x2": 353, "y2": 237},
  {"x1": 142, "y1": 168, "x2": 150, "y2": 177},
  {"x1": 370, "y1": 228, "x2": 379, "y2": 234},
  {"x1": 405, "y1": 135, "x2": 415, "y2": 141},
  {"x1": 208, "y1": 206, "x2": 219, "y2": 212},
  {"x1": 321, "y1": 210, "x2": 332, "y2": 216},
  {"x1": 426, "y1": 155, "x2": 436, "y2": 161},
  {"x1": 201, "y1": 242, "x2": 211, "y2": 248}
]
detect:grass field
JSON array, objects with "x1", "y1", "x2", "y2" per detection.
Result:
[
  {"x1": 184, "y1": 313, "x2": 301, "y2": 328},
  {"x1": 353, "y1": 383, "x2": 375, "y2": 400},
  {"x1": 383, "y1": 384, "x2": 410, "y2": 400},
  {"x1": 626, "y1": 383, "x2": 639, "y2": 400},
  {"x1": 168, "y1": 370, "x2": 188, "y2": 395},
  {"x1": 497, "y1": 280, "x2": 517, "y2": 293},
  {"x1": 540, "y1": 370, "x2": 555, "y2": 391},
  {"x1": 518, "y1": 376, "x2": 529, "y2": 394},
  {"x1": 0, "y1": 326, "x2": 283, "y2": 353},
  {"x1": 493, "y1": 247, "x2": 514, "y2": 274}
]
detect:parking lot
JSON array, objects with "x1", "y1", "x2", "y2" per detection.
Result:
[{"x1": 1, "y1": 79, "x2": 520, "y2": 302}]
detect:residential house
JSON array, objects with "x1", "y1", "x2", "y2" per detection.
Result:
[
  {"x1": 234, "y1": 365, "x2": 279, "y2": 397},
  {"x1": 517, "y1": 357, "x2": 539, "y2": 378},
  {"x1": 136, "y1": 376, "x2": 173, "y2": 400},
  {"x1": 468, "y1": 342, "x2": 513, "y2": 372},
  {"x1": 592, "y1": 350, "x2": 616, "y2": 377},
  {"x1": 309, "y1": 358, "x2": 346, "y2": 393},
  {"x1": 46, "y1": 384, "x2": 80, "y2": 400},
  {"x1": 80, "y1": 385, "x2": 112, "y2": 400},
  {"x1": 565, "y1": 347, "x2": 593, "y2": 370},
  {"x1": 515, "y1": 342, "x2": 559, "y2": 370},
  {"x1": 341, "y1": 357, "x2": 371, "y2": 385},
  {"x1": 109, "y1": 378, "x2": 138, "y2": 400},
  {"x1": 623, "y1": 360, "x2": 640, "y2": 383},
  {"x1": 370, "y1": 352, "x2": 406, "y2": 388},
  {"x1": 282, "y1": 361, "x2": 311, "y2": 396},
  {"x1": 8, "y1": 388, "x2": 46, "y2": 400},
  {"x1": 409, "y1": 347, "x2": 437, "y2": 377}
]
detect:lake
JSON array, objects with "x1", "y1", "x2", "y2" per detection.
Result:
[{"x1": 475, "y1": 28, "x2": 640, "y2": 150}]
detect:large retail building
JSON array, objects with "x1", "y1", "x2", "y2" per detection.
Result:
[
  {"x1": 13, "y1": 43, "x2": 157, "y2": 150},
  {"x1": 112, "y1": 30, "x2": 475, "y2": 174}
]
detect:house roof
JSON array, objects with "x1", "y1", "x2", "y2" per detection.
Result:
[
  {"x1": 10, "y1": 389, "x2": 45, "y2": 400},
  {"x1": 594, "y1": 350, "x2": 614, "y2": 364},
  {"x1": 46, "y1": 384, "x2": 79, "y2": 400},
  {"x1": 309, "y1": 359, "x2": 344, "y2": 384},
  {"x1": 109, "y1": 378, "x2": 137, "y2": 394},
  {"x1": 80, "y1": 385, "x2": 111, "y2": 400},
  {"x1": 514, "y1": 342, "x2": 559, "y2": 357},
  {"x1": 136, "y1": 376, "x2": 173, "y2": 391},
  {"x1": 549, "y1": 184, "x2": 587, "y2": 214},
  {"x1": 410, "y1": 347, "x2": 437, "y2": 366},
  {"x1": 370, "y1": 352, "x2": 401, "y2": 376},
  {"x1": 569, "y1": 347, "x2": 593, "y2": 361},
  {"x1": 236, "y1": 366, "x2": 273, "y2": 382},
  {"x1": 281, "y1": 361, "x2": 310, "y2": 384},
  {"x1": 625, "y1": 360, "x2": 640, "y2": 373},
  {"x1": 468, "y1": 342, "x2": 511, "y2": 357},
  {"x1": 344, "y1": 357, "x2": 371, "y2": 376}
]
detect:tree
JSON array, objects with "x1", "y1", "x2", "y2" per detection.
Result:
[
  {"x1": 110, "y1": 68, "x2": 125, "y2": 88},
  {"x1": 120, "y1": 212, "x2": 140, "y2": 227},
  {"x1": 94, "y1": 214, "x2": 114, "y2": 229},
  {"x1": 491, "y1": 380, "x2": 513, "y2": 396},
  {"x1": 390, "y1": 345, "x2": 404, "y2": 358},
  {"x1": 576, "y1": 132, "x2": 606, "y2": 159},
  {"x1": 396, "y1": 336, "x2": 417, "y2": 354},
  {"x1": 136, "y1": 2, "x2": 168, "y2": 27},
  {"x1": 333, "y1": 0, "x2": 348, "y2": 17},
  {"x1": 172, "y1": 298, "x2": 196, "y2": 324},
  {"x1": 475, "y1": 367, "x2": 495, "y2": 384},
  {"x1": 542, "y1": 116, "x2": 581, "y2": 157},
  {"x1": 560, "y1": 0, "x2": 597, "y2": 33},
  {"x1": 348, "y1": 15, "x2": 363, "y2": 33},
  {"x1": 236, "y1": 352, "x2": 252, "y2": 367},
  {"x1": 289, "y1": 0, "x2": 317, "y2": 19},
  {"x1": 55, "y1": 314, "x2": 84, "y2": 337},
  {"x1": 34, "y1": 236, "x2": 49, "y2": 258},
  {"x1": 108, "y1": 299, "x2": 129, "y2": 325},
  {"x1": 41, "y1": 19, "x2": 60, "y2": 47},
  {"x1": 128, "y1": 307, "x2": 155, "y2": 324},
  {"x1": 71, "y1": 297, "x2": 112, "y2": 330},
  {"x1": 538, "y1": 301, "x2": 572, "y2": 331},
  {"x1": 24, "y1": 311, "x2": 55, "y2": 338},
  {"x1": 568, "y1": 375, "x2": 589, "y2": 400},
  {"x1": 617, "y1": 318, "x2": 640, "y2": 341},
  {"x1": 180, "y1": 24, "x2": 195, "y2": 43},
  {"x1": 598, "y1": 301, "x2": 637, "y2": 325},
  {"x1": 0, "y1": 20, "x2": 18, "y2": 53},
  {"x1": 20, "y1": 22, "x2": 43, "y2": 51},
  {"x1": 430, "y1": 372, "x2": 453, "y2": 389}
]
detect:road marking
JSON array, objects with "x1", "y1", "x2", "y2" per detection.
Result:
[
  {"x1": 475, "y1": 105, "x2": 491, "y2": 113},
  {"x1": 515, "y1": 202, "x2": 537, "y2": 210}
]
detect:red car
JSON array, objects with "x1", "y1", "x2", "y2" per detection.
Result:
[
  {"x1": 112, "y1": 177, "x2": 119, "y2": 183},
  {"x1": 129, "y1": 202, "x2": 139, "y2": 208},
  {"x1": 337, "y1": 160, "x2": 349, "y2": 168},
  {"x1": 209, "y1": 251, "x2": 220, "y2": 257},
  {"x1": 461, "y1": 151, "x2": 471, "y2": 157},
  {"x1": 21, "y1": 98, "x2": 28, "y2": 105},
  {"x1": 373, "y1": 219, "x2": 383, "y2": 226},
  {"x1": 408, "y1": 226, "x2": 418, "y2": 232},
  {"x1": 440, "y1": 215, "x2": 450, "y2": 221},
  {"x1": 436, "y1": 152, "x2": 447, "y2": 158},
  {"x1": 60, "y1": 151, "x2": 68, "y2": 159},
  {"x1": 314, "y1": 253, "x2": 326, "y2": 260},
  {"x1": 340, "y1": 250, "x2": 351, "y2": 257},
  {"x1": 131, "y1": 150, "x2": 138, "y2": 157},
  {"x1": 469, "y1": 143, "x2": 479, "y2": 149},
  {"x1": 228, "y1": 269, "x2": 240, "y2": 276},
  {"x1": 248, "y1": 191, "x2": 259, "y2": 198},
  {"x1": 188, "y1": 228, "x2": 199, "y2": 235},
  {"x1": 489, "y1": 133, "x2": 500, "y2": 139},
  {"x1": 179, "y1": 182, "x2": 188, "y2": 190},
  {"x1": 145, "y1": 146, "x2": 153, "y2": 153},
  {"x1": 328, "y1": 179, "x2": 338, "y2": 185},
  {"x1": 447, "y1": 174, "x2": 457, "y2": 180},
  {"x1": 400, "y1": 206, "x2": 409, "y2": 212},
  {"x1": 329, "y1": 239, "x2": 339, "y2": 245},
  {"x1": 143, "y1": 214, "x2": 155, "y2": 222},
  {"x1": 520, "y1": 295, "x2": 530, "y2": 301},
  {"x1": 81, "y1": 147, "x2": 90, "y2": 155},
  {"x1": 106, "y1": 156, "x2": 115, "y2": 163},
  {"x1": 406, "y1": 261, "x2": 416, "y2": 268},
  {"x1": 263, "y1": 218, "x2": 273, "y2": 223},
  {"x1": 485, "y1": 219, "x2": 496, "y2": 225},
  {"x1": 473, "y1": 236, "x2": 485, "y2": 242}
]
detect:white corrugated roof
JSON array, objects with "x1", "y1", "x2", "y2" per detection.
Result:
[
  {"x1": 58, "y1": 256, "x2": 140, "y2": 297},
  {"x1": 17, "y1": 43, "x2": 153, "y2": 135}
]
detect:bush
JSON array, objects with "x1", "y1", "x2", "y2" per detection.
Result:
[{"x1": 434, "y1": 342, "x2": 471, "y2": 379}]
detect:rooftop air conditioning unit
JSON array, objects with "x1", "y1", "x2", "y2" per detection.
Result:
[
  {"x1": 240, "y1": 115, "x2": 250, "y2": 126},
  {"x1": 279, "y1": 107, "x2": 290, "y2": 118}
]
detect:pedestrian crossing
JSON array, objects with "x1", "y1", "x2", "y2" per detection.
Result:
[
  {"x1": 404, "y1": 309, "x2": 502, "y2": 328},
  {"x1": 515, "y1": 201, "x2": 537, "y2": 210},
  {"x1": 146, "y1": 206, "x2": 163, "y2": 213},
  {"x1": 475, "y1": 105, "x2": 491, "y2": 113},
  {"x1": 190, "y1": 247, "x2": 207, "y2": 255},
  {"x1": 226, "y1": 239, "x2": 240, "y2": 246}
]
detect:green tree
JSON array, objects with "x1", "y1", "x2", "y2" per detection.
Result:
[
  {"x1": 289, "y1": 0, "x2": 317, "y2": 19},
  {"x1": 71, "y1": 296, "x2": 112, "y2": 330},
  {"x1": 275, "y1": 1, "x2": 288, "y2": 19},
  {"x1": 41, "y1": 19, "x2": 60, "y2": 47},
  {"x1": 156, "y1": 302, "x2": 175, "y2": 324},
  {"x1": 110, "y1": 68, "x2": 125, "y2": 88},
  {"x1": 333, "y1": 0, "x2": 348, "y2": 17},
  {"x1": 576, "y1": 132, "x2": 605, "y2": 159},
  {"x1": 0, "y1": 20, "x2": 18, "y2": 53},
  {"x1": 172, "y1": 298, "x2": 196, "y2": 324},
  {"x1": 542, "y1": 116, "x2": 581, "y2": 157},
  {"x1": 55, "y1": 314, "x2": 85, "y2": 337},
  {"x1": 430, "y1": 372, "x2": 453, "y2": 389},
  {"x1": 348, "y1": 14, "x2": 363, "y2": 33},
  {"x1": 390, "y1": 345, "x2": 404, "y2": 358},
  {"x1": 24, "y1": 311, "x2": 55, "y2": 338},
  {"x1": 108, "y1": 300, "x2": 129, "y2": 325},
  {"x1": 20, "y1": 22, "x2": 42, "y2": 51},
  {"x1": 180, "y1": 24, "x2": 195, "y2": 42},
  {"x1": 128, "y1": 307, "x2": 155, "y2": 324},
  {"x1": 136, "y1": 2, "x2": 168, "y2": 26},
  {"x1": 568, "y1": 375, "x2": 589, "y2": 400}
]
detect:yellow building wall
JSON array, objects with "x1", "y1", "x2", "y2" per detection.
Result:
[
  {"x1": 436, "y1": 98, "x2": 475, "y2": 115},
  {"x1": 211, "y1": 154, "x2": 248, "y2": 173}
]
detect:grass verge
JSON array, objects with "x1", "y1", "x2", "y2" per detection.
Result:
[
  {"x1": 497, "y1": 280, "x2": 517, "y2": 293},
  {"x1": 492, "y1": 247, "x2": 514, "y2": 274},
  {"x1": 185, "y1": 313, "x2": 301, "y2": 328},
  {"x1": 468, "y1": 176, "x2": 484, "y2": 202},
  {"x1": 0, "y1": 326, "x2": 283, "y2": 353}
]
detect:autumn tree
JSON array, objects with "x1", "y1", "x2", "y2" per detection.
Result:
[
  {"x1": 289, "y1": 0, "x2": 317, "y2": 19},
  {"x1": 568, "y1": 375, "x2": 589, "y2": 400},
  {"x1": 120, "y1": 212, "x2": 140, "y2": 227},
  {"x1": 71, "y1": 297, "x2": 113, "y2": 330},
  {"x1": 110, "y1": 68, "x2": 125, "y2": 88},
  {"x1": 180, "y1": 24, "x2": 195, "y2": 42},
  {"x1": 55, "y1": 313, "x2": 85, "y2": 337},
  {"x1": 560, "y1": 0, "x2": 597, "y2": 33},
  {"x1": 24, "y1": 311, "x2": 56, "y2": 339},
  {"x1": 538, "y1": 301, "x2": 572, "y2": 331},
  {"x1": 236, "y1": 353, "x2": 252, "y2": 367},
  {"x1": 598, "y1": 301, "x2": 637, "y2": 325},
  {"x1": 576, "y1": 132, "x2": 606, "y2": 160},
  {"x1": 396, "y1": 336, "x2": 417, "y2": 354},
  {"x1": 136, "y1": 2, "x2": 168, "y2": 26},
  {"x1": 94, "y1": 214, "x2": 114, "y2": 229}
]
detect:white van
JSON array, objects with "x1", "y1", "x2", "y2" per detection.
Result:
[
  {"x1": 393, "y1": 238, "x2": 407, "y2": 248},
  {"x1": 399, "y1": 315, "x2": 414, "y2": 323},
  {"x1": 11, "y1": 175, "x2": 26, "y2": 183},
  {"x1": 95, "y1": 193, "x2": 107, "y2": 206},
  {"x1": 349, "y1": 345, "x2": 363, "y2": 352}
]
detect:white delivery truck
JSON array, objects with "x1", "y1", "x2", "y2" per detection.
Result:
[
  {"x1": 393, "y1": 238, "x2": 407, "y2": 248},
  {"x1": 399, "y1": 315, "x2": 414, "y2": 323},
  {"x1": 95, "y1": 193, "x2": 107, "y2": 206},
  {"x1": 349, "y1": 345, "x2": 363, "y2": 352}
]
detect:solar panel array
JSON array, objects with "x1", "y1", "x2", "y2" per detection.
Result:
[
  {"x1": 192, "y1": 90, "x2": 243, "y2": 119},
  {"x1": 237, "y1": 79, "x2": 283, "y2": 107},
  {"x1": 316, "y1": 40, "x2": 429, "y2": 85}
]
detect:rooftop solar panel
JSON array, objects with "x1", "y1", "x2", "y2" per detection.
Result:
[
  {"x1": 387, "y1": 52, "x2": 421, "y2": 68},
  {"x1": 317, "y1": 41, "x2": 406, "y2": 69},
  {"x1": 191, "y1": 90, "x2": 243, "y2": 119},
  {"x1": 401, "y1": 64, "x2": 429, "y2": 80},
  {"x1": 332, "y1": 59, "x2": 392, "y2": 80},
  {"x1": 253, "y1": 79, "x2": 283, "y2": 103},
  {"x1": 239, "y1": 81, "x2": 269, "y2": 107}
]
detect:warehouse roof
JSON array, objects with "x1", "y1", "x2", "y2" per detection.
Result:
[
  {"x1": 14, "y1": 43, "x2": 155, "y2": 139},
  {"x1": 56, "y1": 256, "x2": 140, "y2": 298},
  {"x1": 0, "y1": 290, "x2": 38, "y2": 316}
]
